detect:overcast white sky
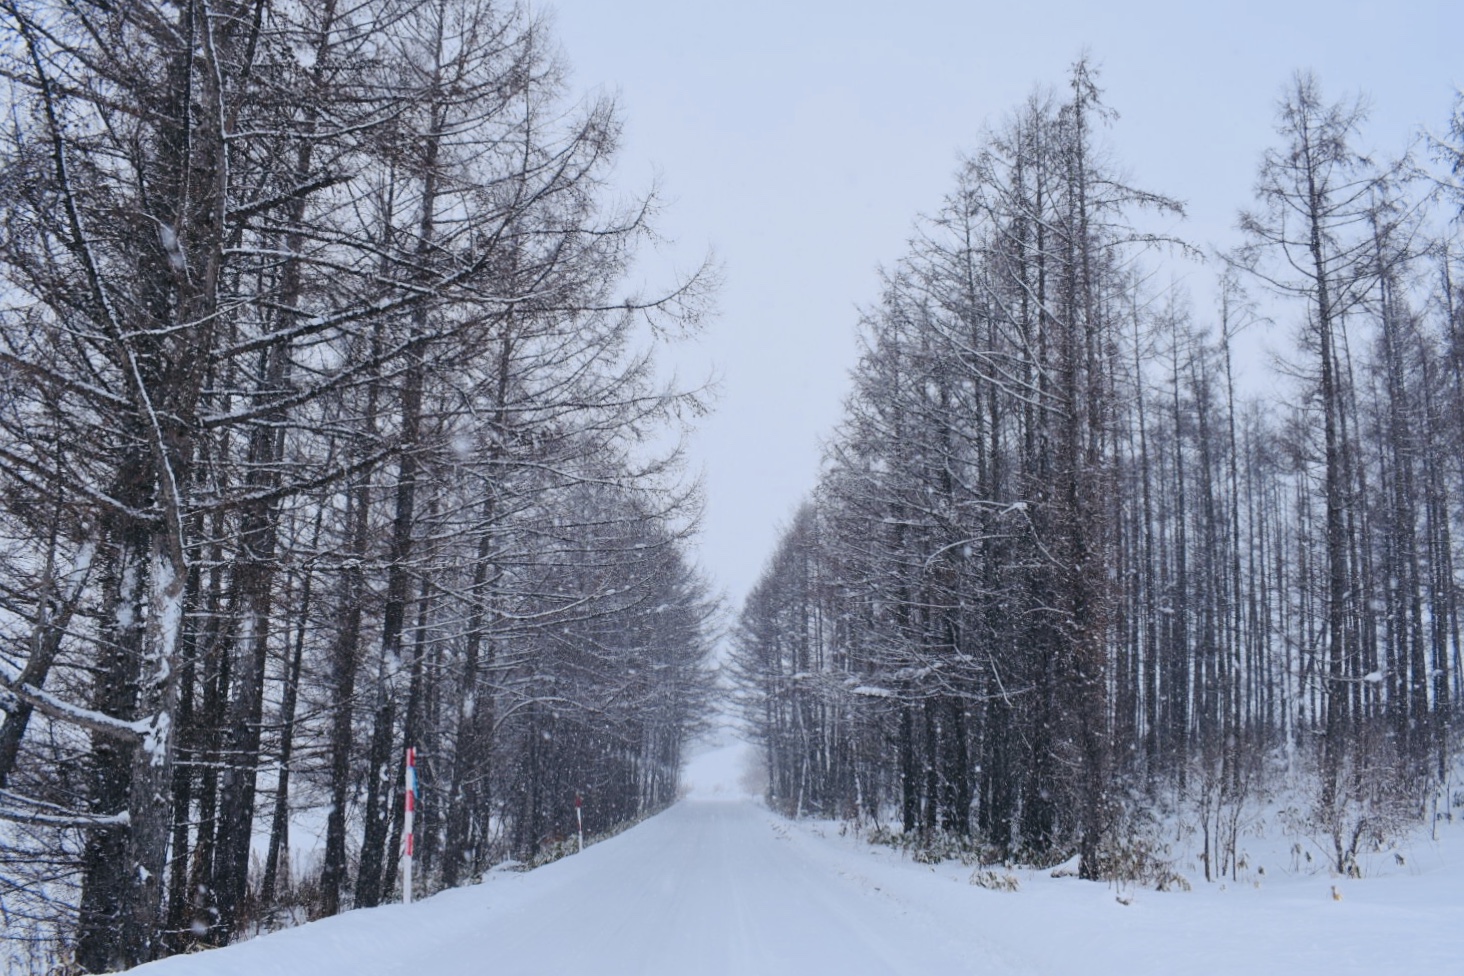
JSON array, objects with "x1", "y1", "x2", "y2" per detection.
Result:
[{"x1": 544, "y1": 0, "x2": 1463, "y2": 609}]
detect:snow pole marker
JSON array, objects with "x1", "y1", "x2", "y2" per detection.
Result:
[
  {"x1": 575, "y1": 793, "x2": 584, "y2": 853},
  {"x1": 404, "y1": 747, "x2": 416, "y2": 904}
]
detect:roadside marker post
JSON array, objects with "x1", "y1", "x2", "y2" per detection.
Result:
[
  {"x1": 575, "y1": 793, "x2": 584, "y2": 853},
  {"x1": 404, "y1": 747, "x2": 417, "y2": 904}
]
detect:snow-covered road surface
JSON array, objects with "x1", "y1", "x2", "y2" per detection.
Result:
[
  {"x1": 134, "y1": 799, "x2": 996, "y2": 976},
  {"x1": 129, "y1": 760, "x2": 1464, "y2": 976},
  {"x1": 472, "y1": 800, "x2": 994, "y2": 974},
  {"x1": 457, "y1": 800, "x2": 991, "y2": 974}
]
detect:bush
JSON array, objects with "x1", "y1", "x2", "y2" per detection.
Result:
[
  {"x1": 866, "y1": 825, "x2": 996, "y2": 866},
  {"x1": 968, "y1": 869, "x2": 1020, "y2": 892}
]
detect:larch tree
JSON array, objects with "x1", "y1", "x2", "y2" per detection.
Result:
[
  {"x1": 0, "y1": 1, "x2": 716, "y2": 968},
  {"x1": 1234, "y1": 72, "x2": 1413, "y2": 870}
]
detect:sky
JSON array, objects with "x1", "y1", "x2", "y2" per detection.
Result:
[{"x1": 542, "y1": 0, "x2": 1464, "y2": 610}]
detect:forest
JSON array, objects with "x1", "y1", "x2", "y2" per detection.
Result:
[
  {"x1": 731, "y1": 61, "x2": 1464, "y2": 883},
  {"x1": 0, "y1": 2, "x2": 716, "y2": 972},
  {"x1": 4, "y1": 0, "x2": 1464, "y2": 974}
]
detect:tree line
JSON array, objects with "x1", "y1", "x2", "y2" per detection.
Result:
[
  {"x1": 0, "y1": 2, "x2": 715, "y2": 972},
  {"x1": 732, "y1": 63, "x2": 1464, "y2": 883}
]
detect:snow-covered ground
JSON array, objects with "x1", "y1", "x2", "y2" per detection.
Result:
[{"x1": 123, "y1": 742, "x2": 1463, "y2": 976}]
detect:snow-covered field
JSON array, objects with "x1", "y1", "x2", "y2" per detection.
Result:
[{"x1": 121, "y1": 742, "x2": 1464, "y2": 976}]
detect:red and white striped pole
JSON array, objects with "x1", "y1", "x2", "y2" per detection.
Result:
[
  {"x1": 403, "y1": 747, "x2": 416, "y2": 904},
  {"x1": 575, "y1": 793, "x2": 584, "y2": 853}
]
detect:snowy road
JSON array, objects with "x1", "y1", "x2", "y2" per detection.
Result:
[
  {"x1": 453, "y1": 800, "x2": 988, "y2": 975},
  {"x1": 135, "y1": 799, "x2": 997, "y2": 976},
  {"x1": 129, "y1": 745, "x2": 1464, "y2": 976}
]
